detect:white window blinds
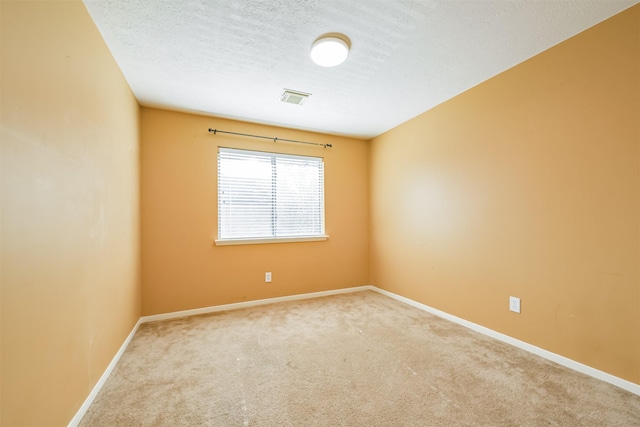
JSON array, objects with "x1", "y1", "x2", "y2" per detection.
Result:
[{"x1": 218, "y1": 148, "x2": 325, "y2": 241}]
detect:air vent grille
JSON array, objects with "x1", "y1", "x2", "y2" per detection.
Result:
[{"x1": 280, "y1": 89, "x2": 311, "y2": 105}]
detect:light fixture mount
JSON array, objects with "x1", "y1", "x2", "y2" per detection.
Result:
[{"x1": 310, "y1": 33, "x2": 350, "y2": 67}]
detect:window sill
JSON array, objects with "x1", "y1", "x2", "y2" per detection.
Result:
[{"x1": 214, "y1": 235, "x2": 329, "y2": 246}]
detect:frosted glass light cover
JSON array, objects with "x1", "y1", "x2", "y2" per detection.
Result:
[{"x1": 310, "y1": 37, "x2": 349, "y2": 67}]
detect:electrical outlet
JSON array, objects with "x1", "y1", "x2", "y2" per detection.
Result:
[
  {"x1": 509, "y1": 296, "x2": 521, "y2": 313},
  {"x1": 265, "y1": 272, "x2": 272, "y2": 283}
]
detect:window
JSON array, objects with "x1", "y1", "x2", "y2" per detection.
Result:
[{"x1": 216, "y1": 147, "x2": 327, "y2": 245}]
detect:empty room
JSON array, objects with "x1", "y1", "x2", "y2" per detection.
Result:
[{"x1": 2, "y1": 0, "x2": 640, "y2": 425}]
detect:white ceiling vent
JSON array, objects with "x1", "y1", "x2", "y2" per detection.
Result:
[{"x1": 280, "y1": 89, "x2": 311, "y2": 105}]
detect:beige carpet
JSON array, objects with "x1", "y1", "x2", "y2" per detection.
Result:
[{"x1": 80, "y1": 291, "x2": 640, "y2": 426}]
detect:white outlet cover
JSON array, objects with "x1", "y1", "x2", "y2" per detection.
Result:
[
  {"x1": 509, "y1": 296, "x2": 521, "y2": 313},
  {"x1": 265, "y1": 272, "x2": 272, "y2": 283}
]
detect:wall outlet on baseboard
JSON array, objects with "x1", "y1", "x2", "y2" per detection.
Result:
[
  {"x1": 509, "y1": 296, "x2": 521, "y2": 313},
  {"x1": 265, "y1": 272, "x2": 272, "y2": 283}
]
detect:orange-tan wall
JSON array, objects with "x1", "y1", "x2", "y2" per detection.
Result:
[
  {"x1": 1, "y1": 1, "x2": 141, "y2": 425},
  {"x1": 141, "y1": 108, "x2": 369, "y2": 315},
  {"x1": 370, "y1": 5, "x2": 640, "y2": 384}
]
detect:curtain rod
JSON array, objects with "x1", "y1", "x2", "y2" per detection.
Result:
[{"x1": 208, "y1": 128, "x2": 332, "y2": 148}]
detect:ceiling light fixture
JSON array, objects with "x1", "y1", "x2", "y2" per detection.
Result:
[{"x1": 310, "y1": 34, "x2": 350, "y2": 67}]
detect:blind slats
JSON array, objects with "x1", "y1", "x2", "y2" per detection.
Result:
[{"x1": 218, "y1": 148, "x2": 325, "y2": 240}]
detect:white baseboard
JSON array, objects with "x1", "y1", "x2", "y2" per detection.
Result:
[
  {"x1": 371, "y1": 286, "x2": 640, "y2": 396},
  {"x1": 68, "y1": 318, "x2": 142, "y2": 427},
  {"x1": 140, "y1": 285, "x2": 374, "y2": 323}
]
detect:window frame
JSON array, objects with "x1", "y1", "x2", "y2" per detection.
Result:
[{"x1": 215, "y1": 147, "x2": 329, "y2": 246}]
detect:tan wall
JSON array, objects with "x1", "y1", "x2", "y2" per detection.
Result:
[
  {"x1": 141, "y1": 108, "x2": 369, "y2": 315},
  {"x1": 1, "y1": 1, "x2": 141, "y2": 425},
  {"x1": 370, "y1": 5, "x2": 640, "y2": 384}
]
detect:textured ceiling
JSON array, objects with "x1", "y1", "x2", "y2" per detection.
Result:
[{"x1": 83, "y1": 0, "x2": 637, "y2": 139}]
